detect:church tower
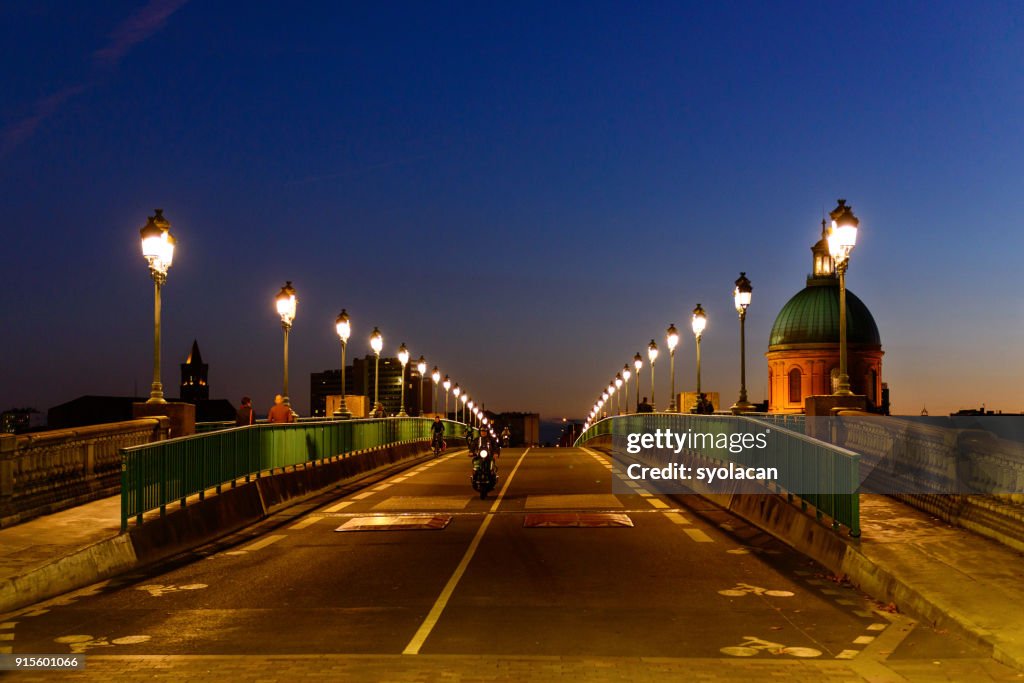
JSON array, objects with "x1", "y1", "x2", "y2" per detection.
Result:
[{"x1": 180, "y1": 340, "x2": 209, "y2": 402}]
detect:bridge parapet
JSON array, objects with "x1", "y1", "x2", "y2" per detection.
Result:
[{"x1": 0, "y1": 418, "x2": 170, "y2": 527}]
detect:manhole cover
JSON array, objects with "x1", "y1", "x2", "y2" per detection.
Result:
[
  {"x1": 335, "y1": 515, "x2": 453, "y2": 531},
  {"x1": 523, "y1": 513, "x2": 633, "y2": 528}
]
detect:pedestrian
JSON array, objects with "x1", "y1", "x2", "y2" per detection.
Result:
[
  {"x1": 372, "y1": 401, "x2": 387, "y2": 418},
  {"x1": 235, "y1": 396, "x2": 254, "y2": 426},
  {"x1": 637, "y1": 397, "x2": 654, "y2": 413},
  {"x1": 267, "y1": 394, "x2": 294, "y2": 423}
]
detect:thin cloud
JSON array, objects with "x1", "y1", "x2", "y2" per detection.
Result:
[{"x1": 1, "y1": 0, "x2": 188, "y2": 157}]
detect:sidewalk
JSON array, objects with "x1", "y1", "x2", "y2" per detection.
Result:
[
  {"x1": 848, "y1": 495, "x2": 1024, "y2": 671},
  {"x1": 1, "y1": 490, "x2": 1023, "y2": 673}
]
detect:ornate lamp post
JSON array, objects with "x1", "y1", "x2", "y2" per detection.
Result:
[
  {"x1": 453, "y1": 383, "x2": 462, "y2": 421},
  {"x1": 139, "y1": 210, "x2": 175, "y2": 404},
  {"x1": 633, "y1": 352, "x2": 643, "y2": 409},
  {"x1": 460, "y1": 392, "x2": 468, "y2": 422},
  {"x1": 467, "y1": 399, "x2": 475, "y2": 426},
  {"x1": 431, "y1": 367, "x2": 441, "y2": 417},
  {"x1": 622, "y1": 364, "x2": 632, "y2": 413},
  {"x1": 397, "y1": 344, "x2": 410, "y2": 417},
  {"x1": 334, "y1": 309, "x2": 352, "y2": 418},
  {"x1": 647, "y1": 340, "x2": 659, "y2": 410},
  {"x1": 415, "y1": 356, "x2": 427, "y2": 415},
  {"x1": 691, "y1": 304, "x2": 707, "y2": 412},
  {"x1": 608, "y1": 381, "x2": 617, "y2": 415},
  {"x1": 666, "y1": 323, "x2": 679, "y2": 412},
  {"x1": 370, "y1": 327, "x2": 383, "y2": 408},
  {"x1": 731, "y1": 273, "x2": 755, "y2": 413},
  {"x1": 614, "y1": 374, "x2": 623, "y2": 415},
  {"x1": 828, "y1": 199, "x2": 859, "y2": 396},
  {"x1": 275, "y1": 281, "x2": 298, "y2": 406},
  {"x1": 442, "y1": 375, "x2": 451, "y2": 419}
]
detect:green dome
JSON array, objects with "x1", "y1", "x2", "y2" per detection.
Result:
[{"x1": 769, "y1": 279, "x2": 881, "y2": 348}]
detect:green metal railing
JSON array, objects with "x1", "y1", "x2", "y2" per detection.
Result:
[
  {"x1": 745, "y1": 413, "x2": 807, "y2": 434},
  {"x1": 575, "y1": 413, "x2": 860, "y2": 536},
  {"x1": 121, "y1": 417, "x2": 467, "y2": 531}
]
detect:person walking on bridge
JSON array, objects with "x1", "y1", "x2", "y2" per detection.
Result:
[
  {"x1": 268, "y1": 394, "x2": 294, "y2": 423},
  {"x1": 235, "y1": 396, "x2": 255, "y2": 426}
]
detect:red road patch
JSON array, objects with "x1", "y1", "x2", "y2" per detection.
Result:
[
  {"x1": 523, "y1": 513, "x2": 634, "y2": 528},
  {"x1": 335, "y1": 515, "x2": 453, "y2": 531}
]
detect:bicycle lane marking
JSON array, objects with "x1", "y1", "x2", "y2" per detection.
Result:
[{"x1": 402, "y1": 447, "x2": 531, "y2": 656}]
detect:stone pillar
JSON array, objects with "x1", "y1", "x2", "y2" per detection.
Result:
[
  {"x1": 133, "y1": 402, "x2": 195, "y2": 439},
  {"x1": 0, "y1": 434, "x2": 14, "y2": 497}
]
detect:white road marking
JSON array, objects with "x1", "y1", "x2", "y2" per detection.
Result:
[
  {"x1": 324, "y1": 500, "x2": 354, "y2": 513},
  {"x1": 239, "y1": 534, "x2": 286, "y2": 552},
  {"x1": 0, "y1": 647, "x2": 10, "y2": 654},
  {"x1": 663, "y1": 512, "x2": 691, "y2": 525},
  {"x1": 867, "y1": 623, "x2": 887, "y2": 631},
  {"x1": 403, "y1": 448, "x2": 531, "y2": 655},
  {"x1": 836, "y1": 649, "x2": 858, "y2": 659},
  {"x1": 288, "y1": 516, "x2": 322, "y2": 530},
  {"x1": 683, "y1": 528, "x2": 714, "y2": 543},
  {"x1": 352, "y1": 491, "x2": 375, "y2": 500},
  {"x1": 0, "y1": 622, "x2": 16, "y2": 629},
  {"x1": 0, "y1": 633, "x2": 13, "y2": 641},
  {"x1": 853, "y1": 635, "x2": 875, "y2": 645}
]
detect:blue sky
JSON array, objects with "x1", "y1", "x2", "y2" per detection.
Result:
[{"x1": 2, "y1": 1, "x2": 1022, "y2": 418}]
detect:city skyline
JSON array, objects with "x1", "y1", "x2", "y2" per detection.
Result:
[{"x1": 2, "y1": 2, "x2": 1022, "y2": 419}]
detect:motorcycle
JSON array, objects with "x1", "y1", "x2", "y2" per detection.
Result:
[{"x1": 470, "y1": 441, "x2": 498, "y2": 499}]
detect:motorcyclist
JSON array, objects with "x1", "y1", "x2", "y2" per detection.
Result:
[
  {"x1": 468, "y1": 425, "x2": 498, "y2": 493},
  {"x1": 500, "y1": 425, "x2": 511, "y2": 447}
]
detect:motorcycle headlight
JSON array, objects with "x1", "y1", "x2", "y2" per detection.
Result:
[{"x1": 480, "y1": 450, "x2": 488, "y2": 458}]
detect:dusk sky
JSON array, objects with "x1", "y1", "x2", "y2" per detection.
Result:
[{"x1": 2, "y1": 1, "x2": 1022, "y2": 420}]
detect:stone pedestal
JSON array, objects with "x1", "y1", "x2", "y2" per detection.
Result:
[
  {"x1": 804, "y1": 394, "x2": 868, "y2": 441},
  {"x1": 133, "y1": 402, "x2": 196, "y2": 438}
]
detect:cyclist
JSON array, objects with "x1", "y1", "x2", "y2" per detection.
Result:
[{"x1": 431, "y1": 415, "x2": 445, "y2": 455}]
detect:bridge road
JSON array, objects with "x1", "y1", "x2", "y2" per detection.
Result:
[{"x1": 4, "y1": 447, "x2": 1016, "y2": 681}]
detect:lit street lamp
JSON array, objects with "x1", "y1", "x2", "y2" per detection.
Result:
[
  {"x1": 731, "y1": 273, "x2": 755, "y2": 414},
  {"x1": 691, "y1": 304, "x2": 707, "y2": 413},
  {"x1": 442, "y1": 375, "x2": 451, "y2": 419},
  {"x1": 828, "y1": 199, "x2": 859, "y2": 396},
  {"x1": 666, "y1": 323, "x2": 679, "y2": 412},
  {"x1": 633, "y1": 352, "x2": 642, "y2": 409},
  {"x1": 622, "y1": 364, "x2": 632, "y2": 413},
  {"x1": 370, "y1": 327, "x2": 383, "y2": 408},
  {"x1": 431, "y1": 366, "x2": 441, "y2": 417},
  {"x1": 608, "y1": 381, "x2": 617, "y2": 415},
  {"x1": 139, "y1": 210, "x2": 175, "y2": 404},
  {"x1": 397, "y1": 343, "x2": 410, "y2": 417},
  {"x1": 275, "y1": 281, "x2": 298, "y2": 406},
  {"x1": 460, "y1": 391, "x2": 468, "y2": 422},
  {"x1": 647, "y1": 340, "x2": 659, "y2": 411},
  {"x1": 416, "y1": 356, "x2": 427, "y2": 415},
  {"x1": 334, "y1": 309, "x2": 352, "y2": 418},
  {"x1": 614, "y1": 374, "x2": 623, "y2": 415},
  {"x1": 453, "y1": 383, "x2": 462, "y2": 421}
]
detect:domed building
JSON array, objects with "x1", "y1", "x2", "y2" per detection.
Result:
[{"x1": 766, "y1": 221, "x2": 884, "y2": 413}]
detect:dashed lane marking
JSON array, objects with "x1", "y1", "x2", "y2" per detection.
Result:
[
  {"x1": 867, "y1": 623, "x2": 887, "y2": 631},
  {"x1": 683, "y1": 528, "x2": 714, "y2": 543},
  {"x1": 663, "y1": 512, "x2": 691, "y2": 525},
  {"x1": 645, "y1": 497, "x2": 670, "y2": 509},
  {"x1": 238, "y1": 534, "x2": 286, "y2": 552},
  {"x1": 352, "y1": 491, "x2": 376, "y2": 500},
  {"x1": 853, "y1": 635, "x2": 875, "y2": 645},
  {"x1": 0, "y1": 633, "x2": 12, "y2": 641},
  {"x1": 324, "y1": 500, "x2": 354, "y2": 513},
  {"x1": 289, "y1": 515, "x2": 323, "y2": 530},
  {"x1": 836, "y1": 649, "x2": 858, "y2": 660},
  {"x1": 0, "y1": 622, "x2": 16, "y2": 629}
]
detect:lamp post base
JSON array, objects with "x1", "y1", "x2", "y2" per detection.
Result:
[
  {"x1": 730, "y1": 400, "x2": 756, "y2": 414},
  {"x1": 398, "y1": 410, "x2": 408, "y2": 417}
]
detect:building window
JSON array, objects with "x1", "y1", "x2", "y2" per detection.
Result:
[{"x1": 788, "y1": 368, "x2": 802, "y2": 404}]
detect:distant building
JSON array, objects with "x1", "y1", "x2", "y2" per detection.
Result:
[
  {"x1": 766, "y1": 220, "x2": 885, "y2": 414},
  {"x1": 48, "y1": 396, "x2": 144, "y2": 429},
  {"x1": 310, "y1": 356, "x2": 428, "y2": 417},
  {"x1": 492, "y1": 412, "x2": 540, "y2": 447},
  {"x1": 1, "y1": 407, "x2": 44, "y2": 434},
  {"x1": 179, "y1": 339, "x2": 209, "y2": 402}
]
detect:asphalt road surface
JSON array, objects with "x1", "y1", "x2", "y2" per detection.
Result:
[{"x1": 4, "y1": 447, "x2": 1020, "y2": 681}]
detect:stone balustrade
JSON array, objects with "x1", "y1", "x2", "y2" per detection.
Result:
[{"x1": 0, "y1": 417, "x2": 169, "y2": 527}]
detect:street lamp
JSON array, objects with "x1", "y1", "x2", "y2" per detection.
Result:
[
  {"x1": 828, "y1": 199, "x2": 859, "y2": 396},
  {"x1": 614, "y1": 374, "x2": 623, "y2": 415},
  {"x1": 691, "y1": 304, "x2": 707, "y2": 412},
  {"x1": 633, "y1": 352, "x2": 643, "y2": 409},
  {"x1": 370, "y1": 327, "x2": 383, "y2": 408},
  {"x1": 666, "y1": 323, "x2": 679, "y2": 412},
  {"x1": 334, "y1": 309, "x2": 352, "y2": 418},
  {"x1": 460, "y1": 391, "x2": 468, "y2": 422},
  {"x1": 442, "y1": 375, "x2": 451, "y2": 419},
  {"x1": 731, "y1": 273, "x2": 755, "y2": 413},
  {"x1": 415, "y1": 356, "x2": 427, "y2": 415},
  {"x1": 453, "y1": 383, "x2": 462, "y2": 421},
  {"x1": 431, "y1": 366, "x2": 441, "y2": 417},
  {"x1": 647, "y1": 340, "x2": 659, "y2": 410},
  {"x1": 139, "y1": 210, "x2": 175, "y2": 404},
  {"x1": 397, "y1": 343, "x2": 410, "y2": 417},
  {"x1": 622, "y1": 364, "x2": 632, "y2": 413},
  {"x1": 608, "y1": 381, "x2": 616, "y2": 415},
  {"x1": 275, "y1": 281, "x2": 298, "y2": 406}
]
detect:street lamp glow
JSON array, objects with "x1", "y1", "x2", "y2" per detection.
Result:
[
  {"x1": 432, "y1": 367, "x2": 441, "y2": 384},
  {"x1": 667, "y1": 323, "x2": 679, "y2": 412},
  {"x1": 622, "y1": 364, "x2": 632, "y2": 414},
  {"x1": 647, "y1": 339, "x2": 658, "y2": 411},
  {"x1": 139, "y1": 210, "x2": 175, "y2": 404},
  {"x1": 275, "y1": 281, "x2": 298, "y2": 407},
  {"x1": 334, "y1": 309, "x2": 352, "y2": 418},
  {"x1": 370, "y1": 327, "x2": 383, "y2": 408},
  {"x1": 442, "y1": 374, "x2": 451, "y2": 419},
  {"x1": 691, "y1": 304, "x2": 707, "y2": 337},
  {"x1": 397, "y1": 343, "x2": 410, "y2": 417},
  {"x1": 731, "y1": 273, "x2": 755, "y2": 414},
  {"x1": 416, "y1": 356, "x2": 427, "y2": 377},
  {"x1": 827, "y1": 199, "x2": 859, "y2": 266},
  {"x1": 828, "y1": 199, "x2": 860, "y2": 396}
]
